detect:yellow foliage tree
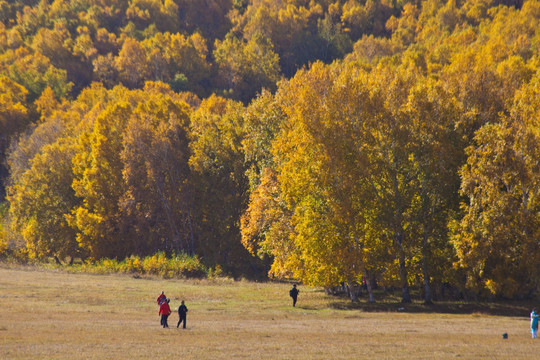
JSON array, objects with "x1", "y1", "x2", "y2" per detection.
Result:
[
  {"x1": 8, "y1": 139, "x2": 81, "y2": 261},
  {"x1": 453, "y1": 73, "x2": 540, "y2": 298},
  {"x1": 70, "y1": 100, "x2": 131, "y2": 259}
]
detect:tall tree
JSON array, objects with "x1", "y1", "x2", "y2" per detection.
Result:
[
  {"x1": 189, "y1": 94, "x2": 251, "y2": 271},
  {"x1": 0, "y1": 76, "x2": 30, "y2": 199},
  {"x1": 8, "y1": 138, "x2": 81, "y2": 261},
  {"x1": 120, "y1": 86, "x2": 194, "y2": 255},
  {"x1": 452, "y1": 74, "x2": 540, "y2": 298},
  {"x1": 70, "y1": 100, "x2": 131, "y2": 259},
  {"x1": 214, "y1": 33, "x2": 280, "y2": 103},
  {"x1": 404, "y1": 77, "x2": 464, "y2": 303},
  {"x1": 115, "y1": 37, "x2": 150, "y2": 88},
  {"x1": 251, "y1": 62, "x2": 391, "y2": 301}
]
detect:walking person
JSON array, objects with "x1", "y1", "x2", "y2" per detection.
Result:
[
  {"x1": 177, "y1": 300, "x2": 188, "y2": 329},
  {"x1": 159, "y1": 298, "x2": 172, "y2": 328},
  {"x1": 157, "y1": 291, "x2": 166, "y2": 305},
  {"x1": 531, "y1": 308, "x2": 539, "y2": 338},
  {"x1": 289, "y1": 284, "x2": 299, "y2": 307}
]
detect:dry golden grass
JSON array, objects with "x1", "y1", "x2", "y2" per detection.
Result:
[{"x1": 0, "y1": 266, "x2": 537, "y2": 359}]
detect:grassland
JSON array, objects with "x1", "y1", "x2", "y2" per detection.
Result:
[{"x1": 0, "y1": 266, "x2": 538, "y2": 359}]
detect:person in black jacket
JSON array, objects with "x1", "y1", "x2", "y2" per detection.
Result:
[
  {"x1": 177, "y1": 300, "x2": 188, "y2": 329},
  {"x1": 289, "y1": 284, "x2": 299, "y2": 307}
]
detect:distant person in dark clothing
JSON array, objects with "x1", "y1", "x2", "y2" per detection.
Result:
[
  {"x1": 159, "y1": 298, "x2": 172, "y2": 328},
  {"x1": 177, "y1": 300, "x2": 188, "y2": 329},
  {"x1": 289, "y1": 284, "x2": 299, "y2": 307}
]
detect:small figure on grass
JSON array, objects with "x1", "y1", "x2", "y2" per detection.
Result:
[
  {"x1": 289, "y1": 284, "x2": 299, "y2": 307},
  {"x1": 157, "y1": 291, "x2": 166, "y2": 305},
  {"x1": 159, "y1": 298, "x2": 172, "y2": 328},
  {"x1": 531, "y1": 308, "x2": 539, "y2": 339},
  {"x1": 177, "y1": 300, "x2": 188, "y2": 329}
]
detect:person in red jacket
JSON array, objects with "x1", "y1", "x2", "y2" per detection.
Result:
[
  {"x1": 157, "y1": 291, "x2": 166, "y2": 305},
  {"x1": 159, "y1": 298, "x2": 172, "y2": 328}
]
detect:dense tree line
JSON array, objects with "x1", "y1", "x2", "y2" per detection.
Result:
[
  {"x1": 0, "y1": 0, "x2": 417, "y2": 200},
  {"x1": 1, "y1": 0, "x2": 539, "y2": 300}
]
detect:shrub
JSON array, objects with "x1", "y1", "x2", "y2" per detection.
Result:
[
  {"x1": 120, "y1": 255, "x2": 143, "y2": 273},
  {"x1": 74, "y1": 252, "x2": 208, "y2": 279},
  {"x1": 142, "y1": 252, "x2": 169, "y2": 275},
  {"x1": 0, "y1": 226, "x2": 7, "y2": 258},
  {"x1": 207, "y1": 264, "x2": 224, "y2": 279},
  {"x1": 0, "y1": 205, "x2": 8, "y2": 258}
]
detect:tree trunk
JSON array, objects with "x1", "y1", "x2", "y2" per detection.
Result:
[
  {"x1": 399, "y1": 252, "x2": 411, "y2": 303},
  {"x1": 155, "y1": 179, "x2": 184, "y2": 252},
  {"x1": 440, "y1": 283, "x2": 445, "y2": 301},
  {"x1": 396, "y1": 232, "x2": 411, "y2": 303},
  {"x1": 422, "y1": 268, "x2": 432, "y2": 304},
  {"x1": 390, "y1": 160, "x2": 411, "y2": 303},
  {"x1": 324, "y1": 287, "x2": 333, "y2": 295},
  {"x1": 347, "y1": 281, "x2": 359, "y2": 302},
  {"x1": 422, "y1": 229, "x2": 433, "y2": 304},
  {"x1": 365, "y1": 272, "x2": 375, "y2": 303},
  {"x1": 187, "y1": 210, "x2": 196, "y2": 256}
]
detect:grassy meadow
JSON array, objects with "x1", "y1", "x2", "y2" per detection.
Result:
[{"x1": 0, "y1": 266, "x2": 538, "y2": 359}]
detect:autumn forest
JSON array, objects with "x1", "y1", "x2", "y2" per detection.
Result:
[{"x1": 0, "y1": 0, "x2": 539, "y2": 302}]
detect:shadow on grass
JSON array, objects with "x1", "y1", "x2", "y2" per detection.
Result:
[{"x1": 328, "y1": 298, "x2": 534, "y2": 317}]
